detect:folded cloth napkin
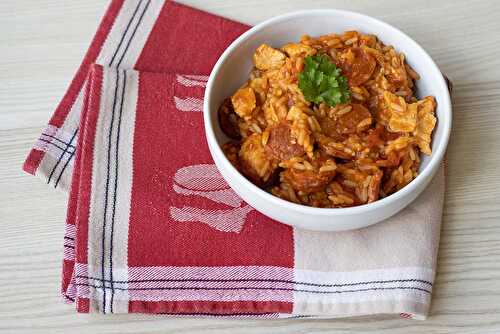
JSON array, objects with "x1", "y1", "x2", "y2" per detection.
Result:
[
  {"x1": 23, "y1": 0, "x2": 248, "y2": 189},
  {"x1": 24, "y1": 0, "x2": 446, "y2": 319},
  {"x1": 63, "y1": 63, "x2": 444, "y2": 317}
]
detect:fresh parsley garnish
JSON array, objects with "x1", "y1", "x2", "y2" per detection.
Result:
[{"x1": 298, "y1": 54, "x2": 350, "y2": 107}]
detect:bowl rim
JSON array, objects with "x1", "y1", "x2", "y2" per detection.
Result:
[{"x1": 204, "y1": 8, "x2": 452, "y2": 216}]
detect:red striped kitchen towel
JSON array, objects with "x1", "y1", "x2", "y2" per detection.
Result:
[
  {"x1": 25, "y1": 0, "x2": 445, "y2": 319},
  {"x1": 23, "y1": 0, "x2": 248, "y2": 189},
  {"x1": 62, "y1": 63, "x2": 444, "y2": 317}
]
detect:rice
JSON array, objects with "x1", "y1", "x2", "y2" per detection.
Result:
[
  {"x1": 319, "y1": 165, "x2": 336, "y2": 173},
  {"x1": 329, "y1": 194, "x2": 355, "y2": 205},
  {"x1": 302, "y1": 160, "x2": 314, "y2": 170},
  {"x1": 351, "y1": 92, "x2": 365, "y2": 101},
  {"x1": 293, "y1": 162, "x2": 306, "y2": 170},
  {"x1": 357, "y1": 118, "x2": 372, "y2": 130},
  {"x1": 251, "y1": 123, "x2": 262, "y2": 133},
  {"x1": 337, "y1": 105, "x2": 353, "y2": 116},
  {"x1": 261, "y1": 128, "x2": 270, "y2": 146},
  {"x1": 344, "y1": 37, "x2": 358, "y2": 45},
  {"x1": 342, "y1": 180, "x2": 357, "y2": 188},
  {"x1": 307, "y1": 116, "x2": 321, "y2": 132},
  {"x1": 219, "y1": 30, "x2": 437, "y2": 208}
]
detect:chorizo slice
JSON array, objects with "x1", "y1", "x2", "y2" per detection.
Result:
[
  {"x1": 239, "y1": 133, "x2": 277, "y2": 186},
  {"x1": 338, "y1": 47, "x2": 376, "y2": 87},
  {"x1": 317, "y1": 116, "x2": 347, "y2": 141},
  {"x1": 265, "y1": 121, "x2": 305, "y2": 160},
  {"x1": 282, "y1": 168, "x2": 335, "y2": 193},
  {"x1": 335, "y1": 103, "x2": 372, "y2": 134},
  {"x1": 218, "y1": 98, "x2": 241, "y2": 140}
]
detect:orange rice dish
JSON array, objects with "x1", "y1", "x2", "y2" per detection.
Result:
[{"x1": 219, "y1": 31, "x2": 437, "y2": 208}]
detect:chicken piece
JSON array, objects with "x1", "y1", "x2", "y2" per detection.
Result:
[
  {"x1": 239, "y1": 133, "x2": 277, "y2": 186},
  {"x1": 413, "y1": 96, "x2": 437, "y2": 155},
  {"x1": 253, "y1": 44, "x2": 286, "y2": 70},
  {"x1": 265, "y1": 121, "x2": 305, "y2": 161},
  {"x1": 218, "y1": 98, "x2": 241, "y2": 140},
  {"x1": 282, "y1": 43, "x2": 316, "y2": 57},
  {"x1": 394, "y1": 101, "x2": 417, "y2": 133},
  {"x1": 338, "y1": 47, "x2": 376, "y2": 86},
  {"x1": 383, "y1": 91, "x2": 417, "y2": 133},
  {"x1": 248, "y1": 77, "x2": 269, "y2": 105},
  {"x1": 231, "y1": 86, "x2": 256, "y2": 119}
]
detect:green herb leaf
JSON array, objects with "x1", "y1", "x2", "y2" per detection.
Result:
[{"x1": 298, "y1": 54, "x2": 350, "y2": 107}]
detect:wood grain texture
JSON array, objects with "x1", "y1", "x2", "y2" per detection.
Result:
[{"x1": 1, "y1": 0, "x2": 499, "y2": 332}]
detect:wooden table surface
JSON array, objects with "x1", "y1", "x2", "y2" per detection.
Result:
[{"x1": 1, "y1": 0, "x2": 499, "y2": 333}]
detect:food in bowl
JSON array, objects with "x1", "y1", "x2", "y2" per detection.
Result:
[{"x1": 218, "y1": 30, "x2": 437, "y2": 208}]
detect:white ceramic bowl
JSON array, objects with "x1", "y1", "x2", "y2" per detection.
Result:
[{"x1": 204, "y1": 9, "x2": 452, "y2": 231}]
